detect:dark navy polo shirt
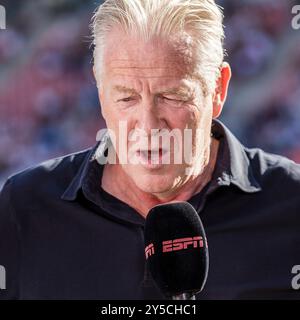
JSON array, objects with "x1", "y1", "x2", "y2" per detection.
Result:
[{"x1": 0, "y1": 119, "x2": 300, "y2": 300}]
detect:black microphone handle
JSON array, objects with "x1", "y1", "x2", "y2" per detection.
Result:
[{"x1": 171, "y1": 293, "x2": 196, "y2": 300}]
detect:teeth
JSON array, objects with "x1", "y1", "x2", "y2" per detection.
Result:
[
  {"x1": 141, "y1": 151, "x2": 157, "y2": 158},
  {"x1": 140, "y1": 150, "x2": 159, "y2": 156},
  {"x1": 139, "y1": 150, "x2": 162, "y2": 163},
  {"x1": 140, "y1": 151, "x2": 149, "y2": 157}
]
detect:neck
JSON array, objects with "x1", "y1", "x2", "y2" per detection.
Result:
[{"x1": 101, "y1": 137, "x2": 220, "y2": 218}]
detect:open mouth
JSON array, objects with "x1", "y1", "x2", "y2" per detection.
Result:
[{"x1": 136, "y1": 148, "x2": 169, "y2": 166}]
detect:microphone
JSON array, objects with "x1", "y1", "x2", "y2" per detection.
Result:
[{"x1": 144, "y1": 201, "x2": 209, "y2": 300}]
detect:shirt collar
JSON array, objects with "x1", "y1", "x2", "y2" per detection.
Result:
[
  {"x1": 61, "y1": 119, "x2": 261, "y2": 202},
  {"x1": 60, "y1": 131, "x2": 108, "y2": 201},
  {"x1": 212, "y1": 119, "x2": 262, "y2": 193}
]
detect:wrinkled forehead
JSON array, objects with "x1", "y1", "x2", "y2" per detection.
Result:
[{"x1": 101, "y1": 29, "x2": 197, "y2": 78}]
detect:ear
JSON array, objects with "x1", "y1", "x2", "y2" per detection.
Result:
[{"x1": 212, "y1": 62, "x2": 231, "y2": 118}]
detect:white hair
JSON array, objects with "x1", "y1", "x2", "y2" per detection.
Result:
[{"x1": 91, "y1": 0, "x2": 225, "y2": 94}]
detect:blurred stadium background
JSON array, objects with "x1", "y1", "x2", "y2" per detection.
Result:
[{"x1": 0, "y1": 0, "x2": 300, "y2": 188}]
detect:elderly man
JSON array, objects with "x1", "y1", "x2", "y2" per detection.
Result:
[{"x1": 0, "y1": 0, "x2": 300, "y2": 300}]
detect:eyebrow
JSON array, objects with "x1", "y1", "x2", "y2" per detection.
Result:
[
  {"x1": 112, "y1": 85, "x2": 137, "y2": 94},
  {"x1": 112, "y1": 85, "x2": 194, "y2": 99},
  {"x1": 157, "y1": 86, "x2": 193, "y2": 99}
]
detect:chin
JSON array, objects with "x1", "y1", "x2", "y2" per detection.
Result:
[{"x1": 132, "y1": 171, "x2": 175, "y2": 195}]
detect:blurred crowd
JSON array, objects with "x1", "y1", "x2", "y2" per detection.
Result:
[{"x1": 0, "y1": 0, "x2": 300, "y2": 187}]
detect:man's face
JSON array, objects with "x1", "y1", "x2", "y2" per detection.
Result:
[{"x1": 96, "y1": 29, "x2": 219, "y2": 195}]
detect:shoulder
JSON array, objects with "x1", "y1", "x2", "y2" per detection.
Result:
[
  {"x1": 245, "y1": 146, "x2": 300, "y2": 193},
  {"x1": 0, "y1": 147, "x2": 93, "y2": 201}
]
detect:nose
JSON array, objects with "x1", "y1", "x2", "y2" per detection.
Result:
[{"x1": 136, "y1": 99, "x2": 164, "y2": 135}]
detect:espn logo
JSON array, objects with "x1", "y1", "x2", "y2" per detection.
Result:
[
  {"x1": 145, "y1": 236, "x2": 206, "y2": 259},
  {"x1": 145, "y1": 243, "x2": 155, "y2": 259},
  {"x1": 163, "y1": 236, "x2": 205, "y2": 253}
]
